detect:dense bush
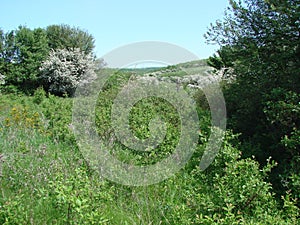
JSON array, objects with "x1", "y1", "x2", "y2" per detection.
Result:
[
  {"x1": 1, "y1": 92, "x2": 299, "y2": 224},
  {"x1": 205, "y1": 0, "x2": 300, "y2": 198},
  {"x1": 39, "y1": 48, "x2": 98, "y2": 96}
]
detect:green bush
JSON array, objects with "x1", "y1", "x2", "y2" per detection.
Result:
[
  {"x1": 33, "y1": 87, "x2": 46, "y2": 104},
  {"x1": 205, "y1": 0, "x2": 300, "y2": 198}
]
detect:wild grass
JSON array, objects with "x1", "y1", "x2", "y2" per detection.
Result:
[{"x1": 0, "y1": 70, "x2": 298, "y2": 224}]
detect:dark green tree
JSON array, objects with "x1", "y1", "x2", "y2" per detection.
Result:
[
  {"x1": 207, "y1": 45, "x2": 235, "y2": 70},
  {"x1": 46, "y1": 24, "x2": 95, "y2": 55},
  {"x1": 0, "y1": 26, "x2": 49, "y2": 91},
  {"x1": 0, "y1": 30, "x2": 18, "y2": 80},
  {"x1": 13, "y1": 27, "x2": 49, "y2": 86},
  {"x1": 205, "y1": 0, "x2": 300, "y2": 197}
]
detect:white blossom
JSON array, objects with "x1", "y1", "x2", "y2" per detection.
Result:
[
  {"x1": 40, "y1": 48, "x2": 99, "y2": 96},
  {"x1": 0, "y1": 73, "x2": 5, "y2": 85}
]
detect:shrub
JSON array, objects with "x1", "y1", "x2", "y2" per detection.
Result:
[
  {"x1": 33, "y1": 87, "x2": 46, "y2": 104},
  {"x1": 39, "y1": 48, "x2": 98, "y2": 96}
]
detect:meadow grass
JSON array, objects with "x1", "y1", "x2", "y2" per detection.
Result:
[{"x1": 0, "y1": 71, "x2": 298, "y2": 224}]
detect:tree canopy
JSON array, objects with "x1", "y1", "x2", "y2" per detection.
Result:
[{"x1": 46, "y1": 24, "x2": 95, "y2": 55}]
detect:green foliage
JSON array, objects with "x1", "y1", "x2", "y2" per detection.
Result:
[
  {"x1": 33, "y1": 86, "x2": 46, "y2": 104},
  {"x1": 0, "y1": 24, "x2": 97, "y2": 94},
  {"x1": 0, "y1": 30, "x2": 17, "y2": 80},
  {"x1": 207, "y1": 46, "x2": 235, "y2": 70},
  {"x1": 0, "y1": 82, "x2": 299, "y2": 224},
  {"x1": 46, "y1": 24, "x2": 95, "y2": 55},
  {"x1": 188, "y1": 135, "x2": 298, "y2": 225},
  {"x1": 205, "y1": 0, "x2": 300, "y2": 197},
  {"x1": 48, "y1": 168, "x2": 110, "y2": 224},
  {"x1": 0, "y1": 12, "x2": 299, "y2": 222},
  {"x1": 94, "y1": 71, "x2": 182, "y2": 165},
  {"x1": 4, "y1": 26, "x2": 49, "y2": 90}
]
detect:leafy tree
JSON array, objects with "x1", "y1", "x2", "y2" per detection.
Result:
[
  {"x1": 14, "y1": 27, "x2": 49, "y2": 86},
  {"x1": 207, "y1": 45, "x2": 235, "y2": 70},
  {"x1": 0, "y1": 29, "x2": 4, "y2": 77},
  {"x1": 0, "y1": 26, "x2": 49, "y2": 91},
  {"x1": 0, "y1": 30, "x2": 18, "y2": 81},
  {"x1": 46, "y1": 24, "x2": 95, "y2": 55},
  {"x1": 205, "y1": 0, "x2": 300, "y2": 197}
]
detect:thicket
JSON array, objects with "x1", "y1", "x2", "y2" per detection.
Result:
[
  {"x1": 205, "y1": 0, "x2": 300, "y2": 200},
  {"x1": 0, "y1": 74, "x2": 299, "y2": 224}
]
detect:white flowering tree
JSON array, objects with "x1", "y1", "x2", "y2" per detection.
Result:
[
  {"x1": 40, "y1": 48, "x2": 100, "y2": 96},
  {"x1": 0, "y1": 73, "x2": 5, "y2": 85},
  {"x1": 0, "y1": 74, "x2": 5, "y2": 92}
]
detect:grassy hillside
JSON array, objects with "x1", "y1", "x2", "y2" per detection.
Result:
[{"x1": 0, "y1": 67, "x2": 298, "y2": 224}]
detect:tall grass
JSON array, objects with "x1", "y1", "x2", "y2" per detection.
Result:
[{"x1": 0, "y1": 71, "x2": 298, "y2": 224}]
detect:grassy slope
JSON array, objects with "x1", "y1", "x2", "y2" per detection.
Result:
[{"x1": 0, "y1": 64, "x2": 298, "y2": 224}]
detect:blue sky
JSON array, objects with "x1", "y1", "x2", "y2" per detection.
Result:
[{"x1": 1, "y1": 0, "x2": 229, "y2": 60}]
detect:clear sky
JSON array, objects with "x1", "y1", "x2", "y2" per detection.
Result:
[{"x1": 0, "y1": 0, "x2": 229, "y2": 60}]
